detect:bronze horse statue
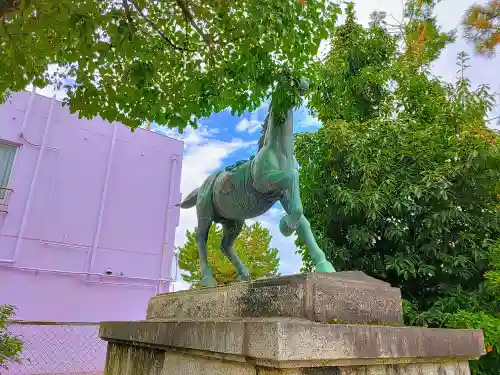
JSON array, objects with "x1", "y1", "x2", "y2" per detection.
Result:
[{"x1": 179, "y1": 76, "x2": 335, "y2": 287}]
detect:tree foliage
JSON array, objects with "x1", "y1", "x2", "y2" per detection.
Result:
[
  {"x1": 462, "y1": 0, "x2": 500, "y2": 56},
  {"x1": 178, "y1": 222, "x2": 280, "y2": 288},
  {"x1": 296, "y1": 2, "x2": 500, "y2": 373},
  {"x1": 0, "y1": 305, "x2": 23, "y2": 371},
  {"x1": 308, "y1": 2, "x2": 397, "y2": 124},
  {"x1": 0, "y1": 0, "x2": 339, "y2": 130}
]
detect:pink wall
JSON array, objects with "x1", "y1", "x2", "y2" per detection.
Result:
[{"x1": 0, "y1": 90, "x2": 184, "y2": 322}]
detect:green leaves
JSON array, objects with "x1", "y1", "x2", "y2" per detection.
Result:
[
  {"x1": 1, "y1": 0, "x2": 340, "y2": 131},
  {"x1": 462, "y1": 0, "x2": 500, "y2": 57},
  {"x1": 295, "y1": 3, "x2": 500, "y2": 372},
  {"x1": 308, "y1": 2, "x2": 397, "y2": 124},
  {"x1": 177, "y1": 222, "x2": 280, "y2": 288},
  {"x1": 0, "y1": 305, "x2": 23, "y2": 370}
]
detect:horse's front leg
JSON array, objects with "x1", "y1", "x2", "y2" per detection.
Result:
[
  {"x1": 253, "y1": 169, "x2": 303, "y2": 229},
  {"x1": 280, "y1": 189, "x2": 335, "y2": 273}
]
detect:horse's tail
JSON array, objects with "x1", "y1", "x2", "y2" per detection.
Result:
[{"x1": 176, "y1": 188, "x2": 199, "y2": 209}]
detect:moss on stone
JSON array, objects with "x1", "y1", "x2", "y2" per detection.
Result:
[{"x1": 327, "y1": 318, "x2": 407, "y2": 327}]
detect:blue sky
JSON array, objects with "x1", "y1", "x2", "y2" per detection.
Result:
[{"x1": 33, "y1": 0, "x2": 499, "y2": 291}]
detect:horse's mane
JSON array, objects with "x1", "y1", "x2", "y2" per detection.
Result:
[
  {"x1": 257, "y1": 111, "x2": 270, "y2": 151},
  {"x1": 224, "y1": 111, "x2": 270, "y2": 173}
]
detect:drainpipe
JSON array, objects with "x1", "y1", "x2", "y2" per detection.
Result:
[
  {"x1": 0, "y1": 94, "x2": 56, "y2": 264},
  {"x1": 158, "y1": 155, "x2": 180, "y2": 294},
  {"x1": 85, "y1": 122, "x2": 117, "y2": 280},
  {"x1": 19, "y1": 87, "x2": 36, "y2": 136}
]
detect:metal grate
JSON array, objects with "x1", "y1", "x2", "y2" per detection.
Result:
[{"x1": 3, "y1": 321, "x2": 106, "y2": 375}]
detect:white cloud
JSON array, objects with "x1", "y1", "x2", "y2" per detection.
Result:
[
  {"x1": 297, "y1": 107, "x2": 321, "y2": 129},
  {"x1": 236, "y1": 118, "x2": 262, "y2": 134},
  {"x1": 153, "y1": 122, "x2": 218, "y2": 147},
  {"x1": 299, "y1": 114, "x2": 321, "y2": 129},
  {"x1": 235, "y1": 100, "x2": 270, "y2": 134},
  {"x1": 26, "y1": 64, "x2": 73, "y2": 101}
]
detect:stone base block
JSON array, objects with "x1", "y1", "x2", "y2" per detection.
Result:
[
  {"x1": 100, "y1": 318, "x2": 484, "y2": 375},
  {"x1": 147, "y1": 272, "x2": 403, "y2": 325},
  {"x1": 103, "y1": 342, "x2": 473, "y2": 375},
  {"x1": 100, "y1": 273, "x2": 486, "y2": 375}
]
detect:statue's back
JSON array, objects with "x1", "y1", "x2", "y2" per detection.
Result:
[{"x1": 213, "y1": 161, "x2": 282, "y2": 221}]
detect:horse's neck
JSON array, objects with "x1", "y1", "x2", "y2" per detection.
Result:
[{"x1": 265, "y1": 108, "x2": 294, "y2": 160}]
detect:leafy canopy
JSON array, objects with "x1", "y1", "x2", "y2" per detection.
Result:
[
  {"x1": 308, "y1": 2, "x2": 397, "y2": 124},
  {"x1": 295, "y1": 1, "x2": 500, "y2": 373},
  {"x1": 178, "y1": 222, "x2": 280, "y2": 288},
  {"x1": 0, "y1": 0, "x2": 339, "y2": 131}
]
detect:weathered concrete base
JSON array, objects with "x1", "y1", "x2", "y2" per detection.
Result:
[
  {"x1": 100, "y1": 273, "x2": 485, "y2": 375},
  {"x1": 100, "y1": 319, "x2": 484, "y2": 365},
  {"x1": 104, "y1": 342, "x2": 472, "y2": 375},
  {"x1": 100, "y1": 318, "x2": 484, "y2": 375},
  {"x1": 146, "y1": 272, "x2": 404, "y2": 325}
]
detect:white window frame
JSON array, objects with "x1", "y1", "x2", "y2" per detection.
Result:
[{"x1": 0, "y1": 141, "x2": 19, "y2": 209}]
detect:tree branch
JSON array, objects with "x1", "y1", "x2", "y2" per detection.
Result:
[
  {"x1": 0, "y1": 16, "x2": 12, "y2": 39},
  {"x1": 122, "y1": 0, "x2": 135, "y2": 27},
  {"x1": 121, "y1": 0, "x2": 136, "y2": 41},
  {"x1": 0, "y1": 0, "x2": 20, "y2": 17},
  {"x1": 175, "y1": 0, "x2": 212, "y2": 46},
  {"x1": 212, "y1": 27, "x2": 247, "y2": 44},
  {"x1": 127, "y1": 0, "x2": 195, "y2": 52}
]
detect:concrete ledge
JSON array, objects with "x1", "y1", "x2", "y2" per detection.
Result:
[
  {"x1": 146, "y1": 272, "x2": 403, "y2": 325},
  {"x1": 99, "y1": 318, "x2": 485, "y2": 367}
]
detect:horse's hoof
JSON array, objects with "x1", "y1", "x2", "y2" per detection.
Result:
[
  {"x1": 315, "y1": 260, "x2": 335, "y2": 273},
  {"x1": 200, "y1": 276, "x2": 217, "y2": 288},
  {"x1": 279, "y1": 215, "x2": 297, "y2": 237}
]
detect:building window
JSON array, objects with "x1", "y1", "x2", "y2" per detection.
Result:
[{"x1": 0, "y1": 142, "x2": 17, "y2": 200}]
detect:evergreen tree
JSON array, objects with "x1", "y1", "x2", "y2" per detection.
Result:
[{"x1": 178, "y1": 222, "x2": 280, "y2": 288}]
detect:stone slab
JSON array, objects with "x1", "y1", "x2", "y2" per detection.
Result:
[
  {"x1": 146, "y1": 272, "x2": 404, "y2": 325},
  {"x1": 103, "y1": 342, "x2": 473, "y2": 375},
  {"x1": 261, "y1": 362, "x2": 472, "y2": 375},
  {"x1": 104, "y1": 343, "x2": 256, "y2": 375},
  {"x1": 99, "y1": 318, "x2": 485, "y2": 367}
]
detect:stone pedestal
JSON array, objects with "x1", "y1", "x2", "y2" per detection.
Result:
[{"x1": 99, "y1": 272, "x2": 485, "y2": 375}]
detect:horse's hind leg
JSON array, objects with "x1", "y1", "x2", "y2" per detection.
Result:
[
  {"x1": 221, "y1": 220, "x2": 250, "y2": 282},
  {"x1": 197, "y1": 216, "x2": 217, "y2": 288}
]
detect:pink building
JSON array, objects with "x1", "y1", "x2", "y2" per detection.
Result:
[{"x1": 0, "y1": 89, "x2": 183, "y2": 373}]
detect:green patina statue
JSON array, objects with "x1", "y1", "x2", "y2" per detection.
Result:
[{"x1": 178, "y1": 75, "x2": 335, "y2": 288}]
